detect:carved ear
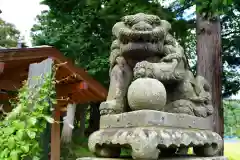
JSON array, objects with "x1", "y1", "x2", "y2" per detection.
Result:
[
  {"x1": 121, "y1": 15, "x2": 130, "y2": 23},
  {"x1": 110, "y1": 40, "x2": 120, "y2": 51},
  {"x1": 161, "y1": 20, "x2": 171, "y2": 32},
  {"x1": 112, "y1": 22, "x2": 125, "y2": 38}
]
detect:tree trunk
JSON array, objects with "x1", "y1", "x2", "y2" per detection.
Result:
[
  {"x1": 85, "y1": 102, "x2": 100, "y2": 136},
  {"x1": 196, "y1": 14, "x2": 223, "y2": 155},
  {"x1": 79, "y1": 104, "x2": 87, "y2": 138}
]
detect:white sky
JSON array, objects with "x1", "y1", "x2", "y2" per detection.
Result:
[
  {"x1": 0, "y1": 0, "x2": 192, "y2": 47},
  {"x1": 0, "y1": 0, "x2": 49, "y2": 46}
]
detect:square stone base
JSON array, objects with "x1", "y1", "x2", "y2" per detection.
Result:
[
  {"x1": 77, "y1": 156, "x2": 228, "y2": 160},
  {"x1": 100, "y1": 110, "x2": 212, "y2": 130},
  {"x1": 88, "y1": 110, "x2": 223, "y2": 160}
]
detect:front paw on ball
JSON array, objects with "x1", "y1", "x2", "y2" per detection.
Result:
[
  {"x1": 99, "y1": 100, "x2": 123, "y2": 116},
  {"x1": 133, "y1": 61, "x2": 154, "y2": 79}
]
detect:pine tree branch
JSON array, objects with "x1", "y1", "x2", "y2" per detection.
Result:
[{"x1": 222, "y1": 31, "x2": 240, "y2": 37}]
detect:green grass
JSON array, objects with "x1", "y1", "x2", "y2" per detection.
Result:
[
  {"x1": 60, "y1": 137, "x2": 94, "y2": 160},
  {"x1": 224, "y1": 142, "x2": 240, "y2": 160},
  {"x1": 188, "y1": 142, "x2": 240, "y2": 160},
  {"x1": 63, "y1": 136, "x2": 240, "y2": 160}
]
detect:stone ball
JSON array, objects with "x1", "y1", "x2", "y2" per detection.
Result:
[{"x1": 127, "y1": 78, "x2": 167, "y2": 111}]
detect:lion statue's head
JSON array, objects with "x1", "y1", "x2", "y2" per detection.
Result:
[{"x1": 112, "y1": 13, "x2": 171, "y2": 60}]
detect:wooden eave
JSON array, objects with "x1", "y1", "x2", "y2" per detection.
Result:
[{"x1": 0, "y1": 46, "x2": 107, "y2": 105}]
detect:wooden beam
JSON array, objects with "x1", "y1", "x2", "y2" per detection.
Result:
[
  {"x1": 0, "y1": 93, "x2": 16, "y2": 101},
  {"x1": 1, "y1": 104, "x2": 13, "y2": 113},
  {"x1": 0, "y1": 80, "x2": 22, "y2": 90},
  {"x1": 69, "y1": 90, "x2": 96, "y2": 104},
  {"x1": 55, "y1": 65, "x2": 76, "y2": 82},
  {"x1": 0, "y1": 49, "x2": 48, "y2": 62},
  {"x1": 0, "y1": 47, "x2": 107, "y2": 99},
  {"x1": 0, "y1": 62, "x2": 4, "y2": 74},
  {"x1": 84, "y1": 88, "x2": 104, "y2": 101},
  {"x1": 51, "y1": 106, "x2": 61, "y2": 160},
  {"x1": 0, "y1": 65, "x2": 29, "y2": 91},
  {"x1": 0, "y1": 66, "x2": 28, "y2": 80},
  {"x1": 2, "y1": 57, "x2": 45, "y2": 70},
  {"x1": 0, "y1": 93, "x2": 9, "y2": 101},
  {"x1": 51, "y1": 54, "x2": 107, "y2": 99},
  {"x1": 56, "y1": 82, "x2": 88, "y2": 96}
]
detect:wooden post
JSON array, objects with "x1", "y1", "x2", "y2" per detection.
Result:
[
  {"x1": 0, "y1": 62, "x2": 4, "y2": 74},
  {"x1": 51, "y1": 106, "x2": 61, "y2": 160}
]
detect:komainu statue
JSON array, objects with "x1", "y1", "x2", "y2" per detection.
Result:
[
  {"x1": 99, "y1": 13, "x2": 213, "y2": 118},
  {"x1": 78, "y1": 13, "x2": 226, "y2": 160}
]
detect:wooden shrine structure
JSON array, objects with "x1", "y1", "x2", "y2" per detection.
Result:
[{"x1": 0, "y1": 46, "x2": 108, "y2": 160}]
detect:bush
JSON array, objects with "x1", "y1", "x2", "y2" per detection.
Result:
[{"x1": 0, "y1": 71, "x2": 56, "y2": 160}]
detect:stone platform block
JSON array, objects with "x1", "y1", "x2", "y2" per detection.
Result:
[{"x1": 100, "y1": 110, "x2": 212, "y2": 130}]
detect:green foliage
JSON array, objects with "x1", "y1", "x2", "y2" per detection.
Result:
[
  {"x1": 224, "y1": 100, "x2": 240, "y2": 137},
  {"x1": 31, "y1": 0, "x2": 189, "y2": 87},
  {"x1": 167, "y1": 0, "x2": 240, "y2": 98},
  {"x1": 0, "y1": 18, "x2": 20, "y2": 48},
  {"x1": 221, "y1": 10, "x2": 240, "y2": 97},
  {"x1": 60, "y1": 137, "x2": 93, "y2": 160},
  {"x1": 179, "y1": 0, "x2": 233, "y2": 15},
  {"x1": 0, "y1": 71, "x2": 56, "y2": 159},
  {"x1": 31, "y1": 0, "x2": 240, "y2": 97}
]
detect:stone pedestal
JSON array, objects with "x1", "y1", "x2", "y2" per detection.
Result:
[
  {"x1": 88, "y1": 110, "x2": 223, "y2": 160},
  {"x1": 77, "y1": 156, "x2": 228, "y2": 160},
  {"x1": 77, "y1": 157, "x2": 228, "y2": 160}
]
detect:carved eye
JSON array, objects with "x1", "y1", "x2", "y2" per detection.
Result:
[
  {"x1": 152, "y1": 17, "x2": 161, "y2": 25},
  {"x1": 154, "y1": 18, "x2": 161, "y2": 25},
  {"x1": 147, "y1": 16, "x2": 161, "y2": 26}
]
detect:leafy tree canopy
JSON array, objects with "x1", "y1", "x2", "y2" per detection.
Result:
[
  {"x1": 0, "y1": 18, "x2": 20, "y2": 48},
  {"x1": 165, "y1": 0, "x2": 240, "y2": 98},
  {"x1": 31, "y1": 0, "x2": 240, "y2": 97},
  {"x1": 31, "y1": 0, "x2": 192, "y2": 87}
]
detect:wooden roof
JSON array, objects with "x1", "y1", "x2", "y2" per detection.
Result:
[{"x1": 0, "y1": 46, "x2": 107, "y2": 106}]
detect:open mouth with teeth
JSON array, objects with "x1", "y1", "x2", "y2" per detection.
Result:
[
  {"x1": 112, "y1": 15, "x2": 166, "y2": 60},
  {"x1": 119, "y1": 29, "x2": 165, "y2": 60}
]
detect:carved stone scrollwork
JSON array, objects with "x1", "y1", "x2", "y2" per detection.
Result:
[{"x1": 88, "y1": 127, "x2": 223, "y2": 159}]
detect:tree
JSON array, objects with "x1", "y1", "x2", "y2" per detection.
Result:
[
  {"x1": 196, "y1": 10, "x2": 223, "y2": 155},
  {"x1": 85, "y1": 102, "x2": 100, "y2": 136},
  {"x1": 31, "y1": 0, "x2": 191, "y2": 87},
  {"x1": 177, "y1": 0, "x2": 240, "y2": 155},
  {"x1": 167, "y1": 0, "x2": 240, "y2": 98},
  {"x1": 221, "y1": 4, "x2": 240, "y2": 98},
  {"x1": 0, "y1": 18, "x2": 20, "y2": 48},
  {"x1": 223, "y1": 100, "x2": 240, "y2": 137}
]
